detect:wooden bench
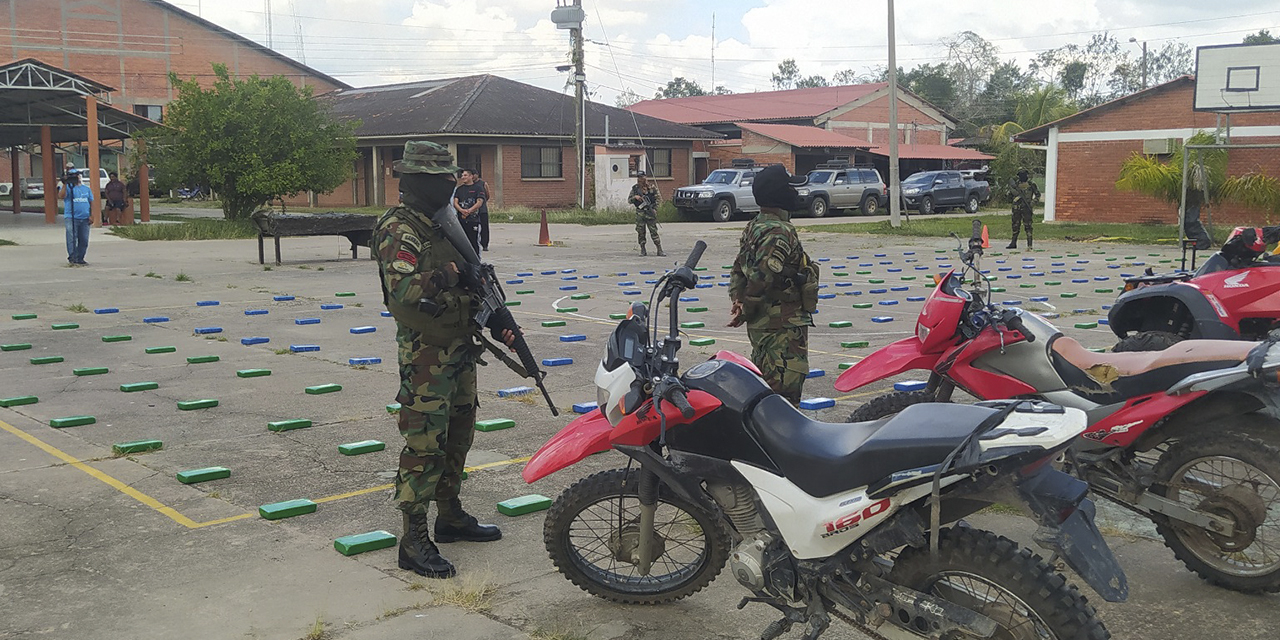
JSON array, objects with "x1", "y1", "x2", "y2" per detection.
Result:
[{"x1": 251, "y1": 210, "x2": 377, "y2": 265}]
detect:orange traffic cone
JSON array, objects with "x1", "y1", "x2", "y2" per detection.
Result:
[
  {"x1": 981, "y1": 225, "x2": 990, "y2": 249},
  {"x1": 537, "y1": 209, "x2": 552, "y2": 246}
]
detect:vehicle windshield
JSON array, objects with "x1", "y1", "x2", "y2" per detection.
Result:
[
  {"x1": 807, "y1": 171, "x2": 834, "y2": 184},
  {"x1": 704, "y1": 170, "x2": 738, "y2": 185},
  {"x1": 903, "y1": 173, "x2": 935, "y2": 185}
]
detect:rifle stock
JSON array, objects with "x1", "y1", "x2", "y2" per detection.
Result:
[{"x1": 429, "y1": 205, "x2": 559, "y2": 416}]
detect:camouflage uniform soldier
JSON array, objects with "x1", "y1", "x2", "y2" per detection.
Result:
[
  {"x1": 729, "y1": 165, "x2": 819, "y2": 405},
  {"x1": 629, "y1": 171, "x2": 665, "y2": 256},
  {"x1": 374, "y1": 141, "x2": 509, "y2": 580},
  {"x1": 1006, "y1": 168, "x2": 1041, "y2": 249}
]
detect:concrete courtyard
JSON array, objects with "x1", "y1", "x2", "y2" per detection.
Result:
[{"x1": 1, "y1": 212, "x2": 1276, "y2": 640}]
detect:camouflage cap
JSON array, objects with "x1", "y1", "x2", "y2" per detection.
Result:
[{"x1": 394, "y1": 141, "x2": 461, "y2": 175}]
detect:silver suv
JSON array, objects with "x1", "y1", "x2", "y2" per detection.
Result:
[
  {"x1": 797, "y1": 163, "x2": 887, "y2": 218},
  {"x1": 673, "y1": 163, "x2": 764, "y2": 223}
]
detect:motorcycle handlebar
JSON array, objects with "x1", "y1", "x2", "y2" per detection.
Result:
[
  {"x1": 683, "y1": 240, "x2": 707, "y2": 272},
  {"x1": 1004, "y1": 312, "x2": 1034, "y2": 343},
  {"x1": 666, "y1": 387, "x2": 696, "y2": 419}
]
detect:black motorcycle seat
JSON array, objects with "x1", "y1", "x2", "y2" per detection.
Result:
[
  {"x1": 745, "y1": 395, "x2": 1000, "y2": 498},
  {"x1": 1049, "y1": 335, "x2": 1251, "y2": 404}
]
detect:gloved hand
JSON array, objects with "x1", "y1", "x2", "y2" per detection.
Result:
[{"x1": 457, "y1": 262, "x2": 483, "y2": 290}]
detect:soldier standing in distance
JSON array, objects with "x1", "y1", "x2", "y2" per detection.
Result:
[
  {"x1": 629, "y1": 171, "x2": 665, "y2": 256},
  {"x1": 728, "y1": 165, "x2": 819, "y2": 405},
  {"x1": 1006, "y1": 168, "x2": 1041, "y2": 250},
  {"x1": 373, "y1": 141, "x2": 514, "y2": 579}
]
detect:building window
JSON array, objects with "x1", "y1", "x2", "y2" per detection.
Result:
[
  {"x1": 650, "y1": 148, "x2": 672, "y2": 177},
  {"x1": 521, "y1": 146, "x2": 562, "y2": 178},
  {"x1": 133, "y1": 104, "x2": 163, "y2": 123},
  {"x1": 390, "y1": 146, "x2": 405, "y2": 178}
]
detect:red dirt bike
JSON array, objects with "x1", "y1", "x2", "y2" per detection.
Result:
[
  {"x1": 1109, "y1": 225, "x2": 1280, "y2": 351},
  {"x1": 521, "y1": 241, "x2": 1127, "y2": 639},
  {"x1": 834, "y1": 222, "x2": 1280, "y2": 593}
]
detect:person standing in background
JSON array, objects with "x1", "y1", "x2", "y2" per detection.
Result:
[
  {"x1": 629, "y1": 171, "x2": 664, "y2": 256},
  {"x1": 1006, "y1": 168, "x2": 1040, "y2": 250},
  {"x1": 104, "y1": 172, "x2": 127, "y2": 226},
  {"x1": 473, "y1": 172, "x2": 491, "y2": 251},
  {"x1": 451, "y1": 169, "x2": 485, "y2": 255}
]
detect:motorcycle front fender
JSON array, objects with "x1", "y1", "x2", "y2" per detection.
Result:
[
  {"x1": 1019, "y1": 468, "x2": 1129, "y2": 602},
  {"x1": 834, "y1": 336, "x2": 939, "y2": 393},
  {"x1": 521, "y1": 409, "x2": 613, "y2": 484}
]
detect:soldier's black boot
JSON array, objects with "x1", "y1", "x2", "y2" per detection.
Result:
[
  {"x1": 435, "y1": 497, "x2": 503, "y2": 543},
  {"x1": 399, "y1": 512, "x2": 456, "y2": 578},
  {"x1": 655, "y1": 243, "x2": 667, "y2": 257},
  {"x1": 640, "y1": 244, "x2": 648, "y2": 256},
  {"x1": 1006, "y1": 234, "x2": 1018, "y2": 250},
  {"x1": 1026, "y1": 234, "x2": 1033, "y2": 249}
]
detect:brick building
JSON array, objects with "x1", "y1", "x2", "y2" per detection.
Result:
[
  {"x1": 1015, "y1": 76, "x2": 1280, "y2": 225},
  {"x1": 320, "y1": 74, "x2": 719, "y2": 210},
  {"x1": 1, "y1": 0, "x2": 347, "y2": 184},
  {"x1": 629, "y1": 83, "x2": 990, "y2": 180}
]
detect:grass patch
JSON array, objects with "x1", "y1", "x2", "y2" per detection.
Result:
[
  {"x1": 334, "y1": 203, "x2": 688, "y2": 226},
  {"x1": 174, "y1": 272, "x2": 192, "y2": 282},
  {"x1": 530, "y1": 629, "x2": 589, "y2": 640},
  {"x1": 66, "y1": 303, "x2": 89, "y2": 313},
  {"x1": 263, "y1": 266, "x2": 273, "y2": 271},
  {"x1": 144, "y1": 271, "x2": 162, "y2": 279},
  {"x1": 378, "y1": 602, "x2": 429, "y2": 620},
  {"x1": 273, "y1": 348, "x2": 292, "y2": 355},
  {"x1": 298, "y1": 264, "x2": 311, "y2": 270},
  {"x1": 108, "y1": 219, "x2": 256, "y2": 241},
  {"x1": 299, "y1": 616, "x2": 327, "y2": 640},
  {"x1": 423, "y1": 573, "x2": 498, "y2": 613},
  {"x1": 0, "y1": 238, "x2": 17, "y2": 246},
  {"x1": 805, "y1": 214, "x2": 1233, "y2": 246},
  {"x1": 979, "y1": 503, "x2": 1024, "y2": 517}
]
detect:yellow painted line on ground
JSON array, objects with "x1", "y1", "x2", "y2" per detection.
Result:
[
  {"x1": 0, "y1": 417, "x2": 201, "y2": 528},
  {"x1": 190, "y1": 513, "x2": 255, "y2": 528}
]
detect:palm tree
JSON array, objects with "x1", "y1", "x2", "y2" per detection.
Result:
[
  {"x1": 987, "y1": 85, "x2": 1078, "y2": 191},
  {"x1": 1117, "y1": 131, "x2": 1278, "y2": 246}
]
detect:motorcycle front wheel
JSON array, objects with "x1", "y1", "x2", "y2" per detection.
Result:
[
  {"x1": 543, "y1": 468, "x2": 732, "y2": 604},
  {"x1": 1152, "y1": 425, "x2": 1280, "y2": 593},
  {"x1": 885, "y1": 527, "x2": 1110, "y2": 640}
]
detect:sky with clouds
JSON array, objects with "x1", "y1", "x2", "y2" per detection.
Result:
[{"x1": 167, "y1": 0, "x2": 1280, "y2": 100}]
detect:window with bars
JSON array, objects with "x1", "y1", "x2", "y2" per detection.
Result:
[
  {"x1": 521, "y1": 146, "x2": 563, "y2": 178},
  {"x1": 651, "y1": 148, "x2": 672, "y2": 177}
]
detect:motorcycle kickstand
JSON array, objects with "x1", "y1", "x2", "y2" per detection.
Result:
[{"x1": 635, "y1": 468, "x2": 659, "y2": 576}]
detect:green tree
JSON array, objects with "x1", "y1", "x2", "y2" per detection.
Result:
[
  {"x1": 1118, "y1": 131, "x2": 1280, "y2": 219},
  {"x1": 898, "y1": 63, "x2": 956, "y2": 113},
  {"x1": 976, "y1": 62, "x2": 1034, "y2": 128},
  {"x1": 833, "y1": 68, "x2": 875, "y2": 85},
  {"x1": 771, "y1": 58, "x2": 801, "y2": 90},
  {"x1": 615, "y1": 88, "x2": 643, "y2": 108},
  {"x1": 795, "y1": 74, "x2": 830, "y2": 88},
  {"x1": 713, "y1": 85, "x2": 734, "y2": 95},
  {"x1": 655, "y1": 77, "x2": 706, "y2": 99},
  {"x1": 1109, "y1": 42, "x2": 1193, "y2": 95},
  {"x1": 986, "y1": 84, "x2": 1078, "y2": 192},
  {"x1": 141, "y1": 64, "x2": 357, "y2": 220},
  {"x1": 941, "y1": 30, "x2": 1000, "y2": 123},
  {"x1": 1243, "y1": 29, "x2": 1279, "y2": 45}
]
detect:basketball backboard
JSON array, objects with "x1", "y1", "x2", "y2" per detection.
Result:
[{"x1": 1194, "y1": 42, "x2": 1280, "y2": 112}]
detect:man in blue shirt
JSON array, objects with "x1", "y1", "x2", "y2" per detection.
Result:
[{"x1": 63, "y1": 170, "x2": 94, "y2": 265}]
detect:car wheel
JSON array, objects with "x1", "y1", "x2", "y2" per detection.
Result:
[
  {"x1": 920, "y1": 196, "x2": 934, "y2": 215},
  {"x1": 860, "y1": 194, "x2": 879, "y2": 216},
  {"x1": 808, "y1": 197, "x2": 828, "y2": 218},
  {"x1": 965, "y1": 195, "x2": 980, "y2": 214},
  {"x1": 711, "y1": 199, "x2": 734, "y2": 223}
]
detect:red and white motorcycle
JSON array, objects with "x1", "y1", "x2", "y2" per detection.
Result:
[
  {"x1": 835, "y1": 223, "x2": 1280, "y2": 593},
  {"x1": 522, "y1": 241, "x2": 1127, "y2": 639}
]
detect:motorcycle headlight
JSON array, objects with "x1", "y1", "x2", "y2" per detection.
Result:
[{"x1": 917, "y1": 323, "x2": 930, "y2": 343}]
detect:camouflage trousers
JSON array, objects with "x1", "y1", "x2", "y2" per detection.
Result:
[
  {"x1": 394, "y1": 329, "x2": 478, "y2": 515},
  {"x1": 747, "y1": 325, "x2": 809, "y2": 405},
  {"x1": 1011, "y1": 208, "x2": 1033, "y2": 242},
  {"x1": 636, "y1": 211, "x2": 660, "y2": 248}
]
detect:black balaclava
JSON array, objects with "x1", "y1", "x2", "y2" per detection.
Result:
[
  {"x1": 1017, "y1": 169, "x2": 1029, "y2": 182},
  {"x1": 753, "y1": 164, "x2": 804, "y2": 211},
  {"x1": 400, "y1": 173, "x2": 457, "y2": 214}
]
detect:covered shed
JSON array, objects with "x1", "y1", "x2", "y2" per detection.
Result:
[{"x1": 0, "y1": 58, "x2": 158, "y2": 224}]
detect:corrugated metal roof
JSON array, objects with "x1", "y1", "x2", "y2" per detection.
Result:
[
  {"x1": 325, "y1": 74, "x2": 720, "y2": 140},
  {"x1": 866, "y1": 144, "x2": 994, "y2": 161},
  {"x1": 628, "y1": 84, "x2": 887, "y2": 125},
  {"x1": 738, "y1": 122, "x2": 872, "y2": 148}
]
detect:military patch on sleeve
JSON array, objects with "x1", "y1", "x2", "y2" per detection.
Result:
[
  {"x1": 396, "y1": 250, "x2": 417, "y2": 266},
  {"x1": 400, "y1": 233, "x2": 424, "y2": 253},
  {"x1": 766, "y1": 256, "x2": 785, "y2": 273},
  {"x1": 391, "y1": 260, "x2": 415, "y2": 274}
]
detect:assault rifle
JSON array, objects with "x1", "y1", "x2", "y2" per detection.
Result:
[{"x1": 429, "y1": 204, "x2": 559, "y2": 416}]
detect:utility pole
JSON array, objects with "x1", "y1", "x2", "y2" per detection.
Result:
[
  {"x1": 265, "y1": 0, "x2": 274, "y2": 49},
  {"x1": 887, "y1": 0, "x2": 901, "y2": 228},
  {"x1": 1129, "y1": 37, "x2": 1148, "y2": 89},
  {"x1": 552, "y1": 1, "x2": 587, "y2": 208},
  {"x1": 711, "y1": 13, "x2": 716, "y2": 91}
]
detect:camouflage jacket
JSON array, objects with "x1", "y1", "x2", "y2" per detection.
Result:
[
  {"x1": 730, "y1": 207, "x2": 818, "y2": 330},
  {"x1": 1007, "y1": 179, "x2": 1040, "y2": 212},
  {"x1": 374, "y1": 205, "x2": 477, "y2": 342},
  {"x1": 629, "y1": 183, "x2": 660, "y2": 214}
]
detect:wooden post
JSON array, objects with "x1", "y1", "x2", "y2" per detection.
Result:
[
  {"x1": 40, "y1": 126, "x2": 56, "y2": 224},
  {"x1": 138, "y1": 139, "x2": 150, "y2": 223},
  {"x1": 86, "y1": 95, "x2": 102, "y2": 227},
  {"x1": 10, "y1": 146, "x2": 20, "y2": 216}
]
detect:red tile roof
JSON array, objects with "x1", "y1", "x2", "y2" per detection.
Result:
[
  {"x1": 867, "y1": 144, "x2": 994, "y2": 161},
  {"x1": 738, "y1": 122, "x2": 873, "y2": 148},
  {"x1": 629, "y1": 83, "x2": 887, "y2": 125}
]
